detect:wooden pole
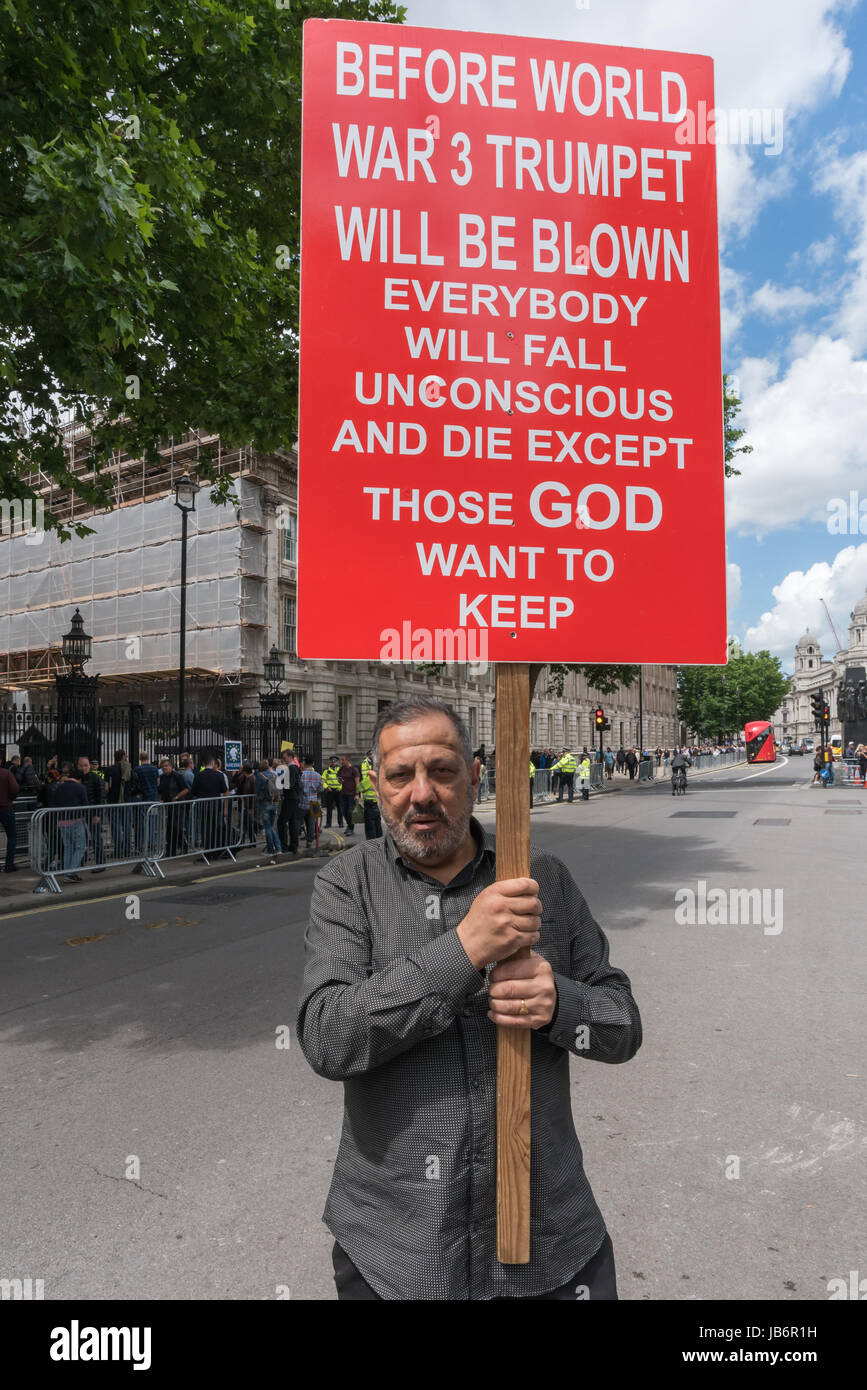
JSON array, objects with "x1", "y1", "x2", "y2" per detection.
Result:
[{"x1": 495, "y1": 662, "x2": 532, "y2": 1263}]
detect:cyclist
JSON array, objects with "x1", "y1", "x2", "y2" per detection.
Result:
[{"x1": 670, "y1": 748, "x2": 691, "y2": 795}]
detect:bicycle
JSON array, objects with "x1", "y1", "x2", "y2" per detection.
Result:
[{"x1": 671, "y1": 768, "x2": 687, "y2": 796}]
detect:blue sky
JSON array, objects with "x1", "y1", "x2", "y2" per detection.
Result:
[{"x1": 403, "y1": 0, "x2": 867, "y2": 670}]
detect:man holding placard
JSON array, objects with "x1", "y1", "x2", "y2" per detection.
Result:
[{"x1": 297, "y1": 697, "x2": 642, "y2": 1300}]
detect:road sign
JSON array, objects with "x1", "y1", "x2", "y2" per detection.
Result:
[
  {"x1": 224, "y1": 741, "x2": 242, "y2": 772},
  {"x1": 298, "y1": 19, "x2": 726, "y2": 665}
]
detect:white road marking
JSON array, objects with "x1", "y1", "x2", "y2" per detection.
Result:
[{"x1": 737, "y1": 755, "x2": 789, "y2": 781}]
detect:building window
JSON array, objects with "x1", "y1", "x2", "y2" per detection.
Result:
[
  {"x1": 547, "y1": 713, "x2": 553, "y2": 742},
  {"x1": 282, "y1": 511, "x2": 298, "y2": 564},
  {"x1": 808, "y1": 659, "x2": 813, "y2": 668},
  {"x1": 377, "y1": 699, "x2": 392, "y2": 714},
  {"x1": 337, "y1": 694, "x2": 352, "y2": 745},
  {"x1": 282, "y1": 596, "x2": 296, "y2": 656},
  {"x1": 287, "y1": 691, "x2": 303, "y2": 719},
  {"x1": 531, "y1": 712, "x2": 537, "y2": 744},
  {"x1": 468, "y1": 706, "x2": 477, "y2": 745}
]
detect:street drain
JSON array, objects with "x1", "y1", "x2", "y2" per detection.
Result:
[
  {"x1": 754, "y1": 818, "x2": 791, "y2": 825},
  {"x1": 670, "y1": 811, "x2": 738, "y2": 818}
]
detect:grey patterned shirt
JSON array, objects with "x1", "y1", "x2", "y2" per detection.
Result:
[{"x1": 297, "y1": 817, "x2": 642, "y2": 1300}]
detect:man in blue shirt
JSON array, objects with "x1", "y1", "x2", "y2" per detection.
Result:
[{"x1": 134, "y1": 752, "x2": 160, "y2": 803}]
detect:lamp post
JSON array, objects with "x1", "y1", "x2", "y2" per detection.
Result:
[
  {"x1": 259, "y1": 644, "x2": 289, "y2": 760},
  {"x1": 55, "y1": 608, "x2": 99, "y2": 766},
  {"x1": 638, "y1": 665, "x2": 644, "y2": 752},
  {"x1": 174, "y1": 474, "x2": 198, "y2": 758}
]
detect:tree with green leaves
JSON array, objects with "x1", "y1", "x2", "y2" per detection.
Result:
[
  {"x1": 677, "y1": 643, "x2": 790, "y2": 740},
  {"x1": 0, "y1": 0, "x2": 405, "y2": 530},
  {"x1": 723, "y1": 372, "x2": 752, "y2": 477}
]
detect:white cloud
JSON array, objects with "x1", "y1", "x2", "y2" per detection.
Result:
[
  {"x1": 725, "y1": 336, "x2": 867, "y2": 536},
  {"x1": 727, "y1": 562, "x2": 743, "y2": 612},
  {"x1": 749, "y1": 280, "x2": 820, "y2": 316},
  {"x1": 743, "y1": 545, "x2": 867, "y2": 656},
  {"x1": 815, "y1": 150, "x2": 867, "y2": 352},
  {"x1": 807, "y1": 235, "x2": 837, "y2": 267},
  {"x1": 720, "y1": 264, "x2": 749, "y2": 347}
]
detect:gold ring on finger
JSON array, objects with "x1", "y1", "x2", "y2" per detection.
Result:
[{"x1": 518, "y1": 999, "x2": 529, "y2": 1016}]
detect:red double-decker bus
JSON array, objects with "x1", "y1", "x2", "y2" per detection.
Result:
[{"x1": 745, "y1": 720, "x2": 776, "y2": 763}]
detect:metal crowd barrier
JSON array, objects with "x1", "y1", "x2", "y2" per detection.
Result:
[
  {"x1": 29, "y1": 795, "x2": 257, "y2": 894},
  {"x1": 150, "y1": 792, "x2": 258, "y2": 865},
  {"x1": 10, "y1": 794, "x2": 39, "y2": 863},
  {"x1": 533, "y1": 769, "x2": 553, "y2": 802},
  {"x1": 839, "y1": 758, "x2": 865, "y2": 786}
]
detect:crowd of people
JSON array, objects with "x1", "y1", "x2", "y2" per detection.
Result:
[{"x1": 0, "y1": 746, "x2": 385, "y2": 882}]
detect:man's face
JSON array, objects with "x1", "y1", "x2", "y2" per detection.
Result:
[
  {"x1": 77, "y1": 758, "x2": 90, "y2": 775},
  {"x1": 372, "y1": 714, "x2": 476, "y2": 865},
  {"x1": 161, "y1": 761, "x2": 172, "y2": 774}
]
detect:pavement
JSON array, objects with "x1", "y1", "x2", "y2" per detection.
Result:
[
  {"x1": 0, "y1": 824, "x2": 351, "y2": 917},
  {"x1": 1, "y1": 754, "x2": 863, "y2": 1300}
]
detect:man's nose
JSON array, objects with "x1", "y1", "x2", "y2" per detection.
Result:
[{"x1": 408, "y1": 773, "x2": 436, "y2": 803}]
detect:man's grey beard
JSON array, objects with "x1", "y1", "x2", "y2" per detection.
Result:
[{"x1": 381, "y1": 783, "x2": 474, "y2": 862}]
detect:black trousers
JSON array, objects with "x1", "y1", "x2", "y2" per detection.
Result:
[
  {"x1": 324, "y1": 788, "x2": 342, "y2": 827},
  {"x1": 332, "y1": 1231, "x2": 618, "y2": 1301},
  {"x1": 363, "y1": 800, "x2": 382, "y2": 839},
  {"x1": 278, "y1": 792, "x2": 299, "y2": 851}
]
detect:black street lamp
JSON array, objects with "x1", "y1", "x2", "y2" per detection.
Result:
[
  {"x1": 260, "y1": 644, "x2": 290, "y2": 759},
  {"x1": 61, "y1": 608, "x2": 92, "y2": 673},
  {"x1": 174, "y1": 474, "x2": 198, "y2": 757},
  {"x1": 56, "y1": 608, "x2": 99, "y2": 766}
]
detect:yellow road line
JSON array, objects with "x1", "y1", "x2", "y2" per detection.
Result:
[{"x1": 0, "y1": 883, "x2": 172, "y2": 921}]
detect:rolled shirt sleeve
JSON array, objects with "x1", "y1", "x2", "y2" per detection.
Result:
[{"x1": 297, "y1": 861, "x2": 484, "y2": 1081}]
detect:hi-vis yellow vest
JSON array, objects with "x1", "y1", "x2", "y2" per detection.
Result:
[
  {"x1": 322, "y1": 765, "x2": 340, "y2": 791},
  {"x1": 529, "y1": 760, "x2": 536, "y2": 780},
  {"x1": 360, "y1": 757, "x2": 377, "y2": 801},
  {"x1": 555, "y1": 753, "x2": 576, "y2": 773}
]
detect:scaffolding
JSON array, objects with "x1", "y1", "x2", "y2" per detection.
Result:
[{"x1": 1, "y1": 428, "x2": 272, "y2": 691}]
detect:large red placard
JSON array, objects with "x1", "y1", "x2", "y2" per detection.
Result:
[{"x1": 298, "y1": 19, "x2": 726, "y2": 664}]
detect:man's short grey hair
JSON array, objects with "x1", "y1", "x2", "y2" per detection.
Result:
[{"x1": 371, "y1": 698, "x2": 473, "y2": 771}]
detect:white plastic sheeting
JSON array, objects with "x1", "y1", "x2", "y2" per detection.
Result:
[{"x1": 0, "y1": 482, "x2": 266, "y2": 677}]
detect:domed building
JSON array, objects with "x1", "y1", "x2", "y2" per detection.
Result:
[{"x1": 774, "y1": 589, "x2": 867, "y2": 744}]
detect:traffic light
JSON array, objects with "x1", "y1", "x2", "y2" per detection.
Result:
[
  {"x1": 823, "y1": 702, "x2": 830, "y2": 727},
  {"x1": 594, "y1": 707, "x2": 605, "y2": 729},
  {"x1": 811, "y1": 691, "x2": 824, "y2": 728}
]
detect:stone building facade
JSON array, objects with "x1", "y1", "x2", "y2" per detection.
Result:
[{"x1": 773, "y1": 588, "x2": 867, "y2": 743}]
